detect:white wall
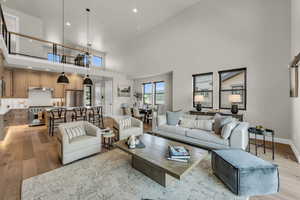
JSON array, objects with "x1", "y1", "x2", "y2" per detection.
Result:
[
  {"x1": 291, "y1": 0, "x2": 300, "y2": 161},
  {"x1": 123, "y1": 0, "x2": 291, "y2": 139},
  {"x1": 132, "y1": 72, "x2": 173, "y2": 111},
  {"x1": 3, "y1": 6, "x2": 45, "y2": 57}
]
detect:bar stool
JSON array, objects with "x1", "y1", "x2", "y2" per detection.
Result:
[
  {"x1": 71, "y1": 107, "x2": 87, "y2": 121},
  {"x1": 49, "y1": 108, "x2": 67, "y2": 136},
  {"x1": 88, "y1": 106, "x2": 104, "y2": 128}
]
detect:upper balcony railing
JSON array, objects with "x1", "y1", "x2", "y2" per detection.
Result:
[{"x1": 0, "y1": 4, "x2": 103, "y2": 68}]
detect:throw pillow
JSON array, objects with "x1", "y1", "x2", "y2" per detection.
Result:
[
  {"x1": 213, "y1": 114, "x2": 234, "y2": 135},
  {"x1": 194, "y1": 119, "x2": 214, "y2": 131},
  {"x1": 119, "y1": 118, "x2": 132, "y2": 129},
  {"x1": 221, "y1": 121, "x2": 238, "y2": 139},
  {"x1": 166, "y1": 111, "x2": 183, "y2": 126},
  {"x1": 179, "y1": 118, "x2": 195, "y2": 128},
  {"x1": 65, "y1": 125, "x2": 86, "y2": 141}
]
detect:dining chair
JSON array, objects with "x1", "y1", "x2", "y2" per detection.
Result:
[
  {"x1": 49, "y1": 108, "x2": 67, "y2": 136},
  {"x1": 72, "y1": 107, "x2": 87, "y2": 121},
  {"x1": 88, "y1": 106, "x2": 104, "y2": 128}
]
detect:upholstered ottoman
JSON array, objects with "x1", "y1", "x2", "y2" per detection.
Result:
[{"x1": 212, "y1": 149, "x2": 279, "y2": 196}]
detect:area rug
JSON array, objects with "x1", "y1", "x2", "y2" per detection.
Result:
[{"x1": 22, "y1": 149, "x2": 248, "y2": 200}]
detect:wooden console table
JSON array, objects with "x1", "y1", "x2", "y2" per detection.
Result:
[{"x1": 189, "y1": 111, "x2": 243, "y2": 121}]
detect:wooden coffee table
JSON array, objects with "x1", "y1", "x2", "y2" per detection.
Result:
[{"x1": 115, "y1": 134, "x2": 208, "y2": 187}]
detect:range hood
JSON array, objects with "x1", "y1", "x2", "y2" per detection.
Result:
[{"x1": 28, "y1": 87, "x2": 54, "y2": 92}]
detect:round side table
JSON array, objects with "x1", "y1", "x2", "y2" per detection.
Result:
[{"x1": 103, "y1": 131, "x2": 115, "y2": 149}]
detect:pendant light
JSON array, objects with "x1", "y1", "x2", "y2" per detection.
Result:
[
  {"x1": 57, "y1": 0, "x2": 69, "y2": 84},
  {"x1": 83, "y1": 8, "x2": 93, "y2": 85}
]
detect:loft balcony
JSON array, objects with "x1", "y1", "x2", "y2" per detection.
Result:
[{"x1": 0, "y1": 4, "x2": 112, "y2": 77}]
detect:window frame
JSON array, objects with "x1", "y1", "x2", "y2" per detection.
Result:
[
  {"x1": 218, "y1": 67, "x2": 247, "y2": 110},
  {"x1": 192, "y1": 72, "x2": 213, "y2": 109},
  {"x1": 154, "y1": 81, "x2": 165, "y2": 105},
  {"x1": 142, "y1": 82, "x2": 153, "y2": 105}
]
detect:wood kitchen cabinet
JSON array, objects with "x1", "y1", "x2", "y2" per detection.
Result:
[
  {"x1": 27, "y1": 71, "x2": 41, "y2": 87},
  {"x1": 3, "y1": 69, "x2": 13, "y2": 97},
  {"x1": 40, "y1": 72, "x2": 54, "y2": 89},
  {"x1": 12, "y1": 69, "x2": 28, "y2": 98},
  {"x1": 65, "y1": 74, "x2": 83, "y2": 90}
]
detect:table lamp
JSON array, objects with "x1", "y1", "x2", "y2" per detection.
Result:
[
  {"x1": 194, "y1": 95, "x2": 204, "y2": 111},
  {"x1": 229, "y1": 94, "x2": 241, "y2": 114}
]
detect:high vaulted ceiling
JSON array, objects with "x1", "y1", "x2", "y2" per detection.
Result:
[{"x1": 3, "y1": 0, "x2": 201, "y2": 52}]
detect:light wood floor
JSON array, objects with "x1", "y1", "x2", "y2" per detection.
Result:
[{"x1": 0, "y1": 120, "x2": 299, "y2": 200}]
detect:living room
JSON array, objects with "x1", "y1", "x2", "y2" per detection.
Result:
[{"x1": 0, "y1": 0, "x2": 300, "y2": 200}]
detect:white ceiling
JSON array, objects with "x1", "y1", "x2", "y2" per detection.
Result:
[{"x1": 3, "y1": 0, "x2": 201, "y2": 52}]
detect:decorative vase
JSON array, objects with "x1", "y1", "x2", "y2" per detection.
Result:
[
  {"x1": 231, "y1": 104, "x2": 238, "y2": 114},
  {"x1": 196, "y1": 104, "x2": 202, "y2": 112},
  {"x1": 127, "y1": 135, "x2": 136, "y2": 149}
]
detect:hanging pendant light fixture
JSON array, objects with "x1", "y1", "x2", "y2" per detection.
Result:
[
  {"x1": 83, "y1": 8, "x2": 93, "y2": 85},
  {"x1": 57, "y1": 0, "x2": 69, "y2": 84}
]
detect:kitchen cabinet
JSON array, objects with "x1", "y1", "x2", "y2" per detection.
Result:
[
  {"x1": 65, "y1": 74, "x2": 83, "y2": 90},
  {"x1": 27, "y1": 71, "x2": 41, "y2": 87},
  {"x1": 12, "y1": 69, "x2": 28, "y2": 98},
  {"x1": 40, "y1": 72, "x2": 54, "y2": 89},
  {"x1": 53, "y1": 83, "x2": 65, "y2": 98},
  {"x1": 3, "y1": 69, "x2": 13, "y2": 97}
]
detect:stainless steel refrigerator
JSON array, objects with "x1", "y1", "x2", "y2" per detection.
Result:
[{"x1": 65, "y1": 90, "x2": 84, "y2": 107}]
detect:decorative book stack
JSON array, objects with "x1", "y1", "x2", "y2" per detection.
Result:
[{"x1": 167, "y1": 145, "x2": 191, "y2": 163}]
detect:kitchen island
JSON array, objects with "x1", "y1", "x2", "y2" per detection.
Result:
[{"x1": 0, "y1": 107, "x2": 28, "y2": 140}]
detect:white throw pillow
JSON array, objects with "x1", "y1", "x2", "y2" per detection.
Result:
[
  {"x1": 65, "y1": 126, "x2": 86, "y2": 141},
  {"x1": 179, "y1": 118, "x2": 195, "y2": 128},
  {"x1": 119, "y1": 118, "x2": 132, "y2": 129},
  {"x1": 221, "y1": 121, "x2": 238, "y2": 139},
  {"x1": 193, "y1": 119, "x2": 214, "y2": 131}
]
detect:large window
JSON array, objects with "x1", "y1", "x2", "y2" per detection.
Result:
[
  {"x1": 219, "y1": 68, "x2": 247, "y2": 110},
  {"x1": 92, "y1": 56, "x2": 103, "y2": 67},
  {"x1": 143, "y1": 83, "x2": 153, "y2": 104},
  {"x1": 48, "y1": 53, "x2": 60, "y2": 62},
  {"x1": 193, "y1": 72, "x2": 213, "y2": 108},
  {"x1": 154, "y1": 81, "x2": 165, "y2": 105}
]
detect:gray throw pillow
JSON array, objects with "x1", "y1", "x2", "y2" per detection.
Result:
[
  {"x1": 166, "y1": 111, "x2": 183, "y2": 126},
  {"x1": 213, "y1": 114, "x2": 234, "y2": 135},
  {"x1": 221, "y1": 121, "x2": 238, "y2": 139}
]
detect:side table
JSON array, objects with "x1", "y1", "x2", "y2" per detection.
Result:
[
  {"x1": 248, "y1": 127, "x2": 275, "y2": 160},
  {"x1": 103, "y1": 132, "x2": 115, "y2": 149},
  {"x1": 101, "y1": 128, "x2": 116, "y2": 149}
]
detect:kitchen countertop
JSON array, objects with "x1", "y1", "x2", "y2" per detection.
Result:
[
  {"x1": 0, "y1": 107, "x2": 28, "y2": 115},
  {"x1": 45, "y1": 106, "x2": 94, "y2": 112}
]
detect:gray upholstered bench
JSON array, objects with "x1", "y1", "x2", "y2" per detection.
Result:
[{"x1": 212, "y1": 149, "x2": 279, "y2": 197}]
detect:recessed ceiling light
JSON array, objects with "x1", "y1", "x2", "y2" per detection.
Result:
[
  {"x1": 66, "y1": 22, "x2": 71, "y2": 26},
  {"x1": 132, "y1": 8, "x2": 138, "y2": 13}
]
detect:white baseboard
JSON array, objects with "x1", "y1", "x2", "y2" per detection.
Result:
[
  {"x1": 249, "y1": 134, "x2": 290, "y2": 144},
  {"x1": 249, "y1": 135, "x2": 300, "y2": 163},
  {"x1": 289, "y1": 142, "x2": 300, "y2": 163}
]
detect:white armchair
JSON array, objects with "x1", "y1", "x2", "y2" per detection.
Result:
[
  {"x1": 58, "y1": 121, "x2": 102, "y2": 165},
  {"x1": 114, "y1": 117, "x2": 143, "y2": 140}
]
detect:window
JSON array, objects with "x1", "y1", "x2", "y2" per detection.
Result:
[
  {"x1": 219, "y1": 68, "x2": 247, "y2": 110},
  {"x1": 143, "y1": 83, "x2": 153, "y2": 104},
  {"x1": 92, "y1": 56, "x2": 103, "y2": 67},
  {"x1": 193, "y1": 72, "x2": 213, "y2": 108},
  {"x1": 154, "y1": 81, "x2": 165, "y2": 105},
  {"x1": 48, "y1": 53, "x2": 60, "y2": 62}
]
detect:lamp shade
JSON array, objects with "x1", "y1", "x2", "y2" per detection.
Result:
[
  {"x1": 57, "y1": 72, "x2": 69, "y2": 84},
  {"x1": 83, "y1": 75, "x2": 93, "y2": 85},
  {"x1": 229, "y1": 94, "x2": 241, "y2": 103},
  {"x1": 194, "y1": 95, "x2": 204, "y2": 103}
]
